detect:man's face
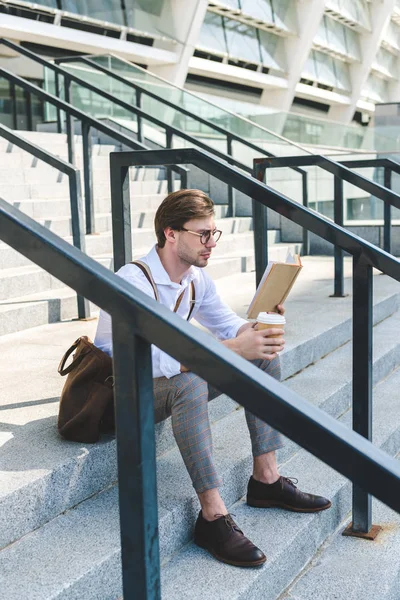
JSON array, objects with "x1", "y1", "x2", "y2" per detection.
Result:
[{"x1": 176, "y1": 216, "x2": 218, "y2": 268}]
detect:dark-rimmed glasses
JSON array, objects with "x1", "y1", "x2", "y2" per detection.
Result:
[{"x1": 180, "y1": 227, "x2": 222, "y2": 245}]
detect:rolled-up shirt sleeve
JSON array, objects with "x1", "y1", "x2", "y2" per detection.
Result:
[
  {"x1": 94, "y1": 273, "x2": 181, "y2": 379},
  {"x1": 194, "y1": 273, "x2": 247, "y2": 340}
]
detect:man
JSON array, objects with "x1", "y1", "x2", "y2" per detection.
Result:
[{"x1": 95, "y1": 189, "x2": 331, "y2": 567}]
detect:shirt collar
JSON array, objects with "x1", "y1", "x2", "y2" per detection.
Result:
[{"x1": 145, "y1": 245, "x2": 196, "y2": 287}]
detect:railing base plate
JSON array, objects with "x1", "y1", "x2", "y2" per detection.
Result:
[
  {"x1": 329, "y1": 293, "x2": 349, "y2": 298},
  {"x1": 342, "y1": 523, "x2": 382, "y2": 540}
]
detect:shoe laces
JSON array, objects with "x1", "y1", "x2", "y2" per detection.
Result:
[
  {"x1": 283, "y1": 477, "x2": 298, "y2": 488},
  {"x1": 214, "y1": 513, "x2": 243, "y2": 534}
]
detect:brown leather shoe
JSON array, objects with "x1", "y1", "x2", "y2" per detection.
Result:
[
  {"x1": 247, "y1": 476, "x2": 332, "y2": 513},
  {"x1": 194, "y1": 511, "x2": 266, "y2": 567}
]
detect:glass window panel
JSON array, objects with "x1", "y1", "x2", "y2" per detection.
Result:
[
  {"x1": 32, "y1": 0, "x2": 58, "y2": 7},
  {"x1": 272, "y1": 0, "x2": 297, "y2": 33},
  {"x1": 225, "y1": 19, "x2": 261, "y2": 63},
  {"x1": 258, "y1": 30, "x2": 285, "y2": 71},
  {"x1": 383, "y1": 21, "x2": 400, "y2": 51},
  {"x1": 218, "y1": 0, "x2": 240, "y2": 7},
  {"x1": 326, "y1": 17, "x2": 347, "y2": 56},
  {"x1": 325, "y1": 0, "x2": 370, "y2": 30},
  {"x1": 314, "y1": 51, "x2": 336, "y2": 87},
  {"x1": 61, "y1": 0, "x2": 125, "y2": 25},
  {"x1": 345, "y1": 27, "x2": 361, "y2": 61},
  {"x1": 373, "y1": 47, "x2": 398, "y2": 78},
  {"x1": 362, "y1": 73, "x2": 389, "y2": 103},
  {"x1": 197, "y1": 12, "x2": 228, "y2": 55},
  {"x1": 126, "y1": 0, "x2": 183, "y2": 42},
  {"x1": 240, "y1": 0, "x2": 274, "y2": 24},
  {"x1": 333, "y1": 59, "x2": 351, "y2": 91},
  {"x1": 314, "y1": 16, "x2": 329, "y2": 48},
  {"x1": 302, "y1": 50, "x2": 318, "y2": 81}
]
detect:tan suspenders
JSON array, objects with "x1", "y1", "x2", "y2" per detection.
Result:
[{"x1": 131, "y1": 260, "x2": 196, "y2": 321}]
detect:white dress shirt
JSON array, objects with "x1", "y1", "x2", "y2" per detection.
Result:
[{"x1": 94, "y1": 245, "x2": 247, "y2": 379}]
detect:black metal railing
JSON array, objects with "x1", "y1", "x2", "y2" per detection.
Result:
[
  {"x1": 340, "y1": 157, "x2": 400, "y2": 254},
  {"x1": 1, "y1": 172, "x2": 400, "y2": 598},
  {"x1": 0, "y1": 38, "x2": 307, "y2": 221},
  {"x1": 254, "y1": 155, "x2": 400, "y2": 295},
  {"x1": 0, "y1": 122, "x2": 89, "y2": 318},
  {"x1": 110, "y1": 146, "x2": 400, "y2": 545},
  {"x1": 0, "y1": 65, "x2": 188, "y2": 236}
]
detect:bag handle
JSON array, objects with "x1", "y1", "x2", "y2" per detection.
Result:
[{"x1": 58, "y1": 337, "x2": 85, "y2": 376}]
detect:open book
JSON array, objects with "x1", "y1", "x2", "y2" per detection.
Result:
[{"x1": 247, "y1": 252, "x2": 302, "y2": 319}]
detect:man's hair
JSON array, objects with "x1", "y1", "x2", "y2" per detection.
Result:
[{"x1": 154, "y1": 189, "x2": 215, "y2": 248}]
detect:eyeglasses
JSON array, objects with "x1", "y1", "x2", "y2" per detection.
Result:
[{"x1": 180, "y1": 227, "x2": 222, "y2": 245}]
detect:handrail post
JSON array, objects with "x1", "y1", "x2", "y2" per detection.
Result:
[
  {"x1": 111, "y1": 159, "x2": 132, "y2": 271},
  {"x1": 55, "y1": 72, "x2": 62, "y2": 134},
  {"x1": 302, "y1": 171, "x2": 310, "y2": 256},
  {"x1": 112, "y1": 323, "x2": 161, "y2": 600},
  {"x1": 226, "y1": 135, "x2": 236, "y2": 217},
  {"x1": 64, "y1": 76, "x2": 76, "y2": 165},
  {"x1": 68, "y1": 169, "x2": 90, "y2": 319},
  {"x1": 383, "y1": 167, "x2": 392, "y2": 254},
  {"x1": 10, "y1": 81, "x2": 17, "y2": 130},
  {"x1": 82, "y1": 121, "x2": 95, "y2": 234},
  {"x1": 136, "y1": 89, "x2": 143, "y2": 143},
  {"x1": 26, "y1": 91, "x2": 33, "y2": 132},
  {"x1": 333, "y1": 175, "x2": 345, "y2": 297},
  {"x1": 166, "y1": 130, "x2": 173, "y2": 193},
  {"x1": 253, "y1": 161, "x2": 268, "y2": 287},
  {"x1": 343, "y1": 255, "x2": 381, "y2": 540}
]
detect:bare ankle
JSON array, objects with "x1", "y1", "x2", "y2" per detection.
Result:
[
  {"x1": 253, "y1": 452, "x2": 280, "y2": 485},
  {"x1": 198, "y1": 488, "x2": 227, "y2": 521}
]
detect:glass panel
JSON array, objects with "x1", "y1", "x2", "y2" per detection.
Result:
[
  {"x1": 61, "y1": 0, "x2": 125, "y2": 25},
  {"x1": 373, "y1": 47, "x2": 398, "y2": 79},
  {"x1": 383, "y1": 21, "x2": 400, "y2": 52},
  {"x1": 258, "y1": 30, "x2": 286, "y2": 71},
  {"x1": 326, "y1": 17, "x2": 348, "y2": 56},
  {"x1": 59, "y1": 54, "x2": 311, "y2": 170},
  {"x1": 0, "y1": 79, "x2": 13, "y2": 128},
  {"x1": 31, "y1": 0, "x2": 58, "y2": 7},
  {"x1": 325, "y1": 0, "x2": 371, "y2": 30},
  {"x1": 240, "y1": 0, "x2": 274, "y2": 24},
  {"x1": 126, "y1": 0, "x2": 182, "y2": 42},
  {"x1": 333, "y1": 59, "x2": 351, "y2": 92},
  {"x1": 345, "y1": 27, "x2": 361, "y2": 61},
  {"x1": 197, "y1": 12, "x2": 227, "y2": 55},
  {"x1": 314, "y1": 51, "x2": 337, "y2": 87},
  {"x1": 302, "y1": 50, "x2": 318, "y2": 81},
  {"x1": 224, "y1": 19, "x2": 261, "y2": 63},
  {"x1": 361, "y1": 73, "x2": 389, "y2": 103},
  {"x1": 272, "y1": 0, "x2": 297, "y2": 33},
  {"x1": 314, "y1": 18, "x2": 329, "y2": 48}
]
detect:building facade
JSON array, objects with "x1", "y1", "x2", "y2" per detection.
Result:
[{"x1": 1, "y1": 0, "x2": 400, "y2": 138}]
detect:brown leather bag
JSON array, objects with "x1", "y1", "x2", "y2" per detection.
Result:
[
  {"x1": 58, "y1": 336, "x2": 114, "y2": 443},
  {"x1": 57, "y1": 260, "x2": 196, "y2": 443}
]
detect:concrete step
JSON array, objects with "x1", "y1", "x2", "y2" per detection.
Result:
[
  {"x1": 1, "y1": 335, "x2": 399, "y2": 599},
  {"x1": 0, "y1": 260, "x2": 398, "y2": 551},
  {"x1": 0, "y1": 231, "x2": 258, "y2": 301},
  {"x1": 160, "y1": 367, "x2": 400, "y2": 600},
  {"x1": 280, "y1": 474, "x2": 400, "y2": 600},
  {"x1": 0, "y1": 253, "x2": 251, "y2": 336}
]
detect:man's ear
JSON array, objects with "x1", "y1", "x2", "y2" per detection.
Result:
[{"x1": 164, "y1": 227, "x2": 176, "y2": 244}]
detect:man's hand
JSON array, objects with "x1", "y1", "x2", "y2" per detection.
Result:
[{"x1": 223, "y1": 326, "x2": 285, "y2": 361}]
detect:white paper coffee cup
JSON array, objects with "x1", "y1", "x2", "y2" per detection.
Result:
[{"x1": 255, "y1": 312, "x2": 286, "y2": 334}]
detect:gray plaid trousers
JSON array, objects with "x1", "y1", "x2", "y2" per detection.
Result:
[{"x1": 153, "y1": 358, "x2": 284, "y2": 493}]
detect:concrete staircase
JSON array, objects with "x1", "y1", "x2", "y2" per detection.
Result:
[
  {"x1": 0, "y1": 256, "x2": 399, "y2": 599},
  {"x1": 0, "y1": 130, "x2": 299, "y2": 337}
]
